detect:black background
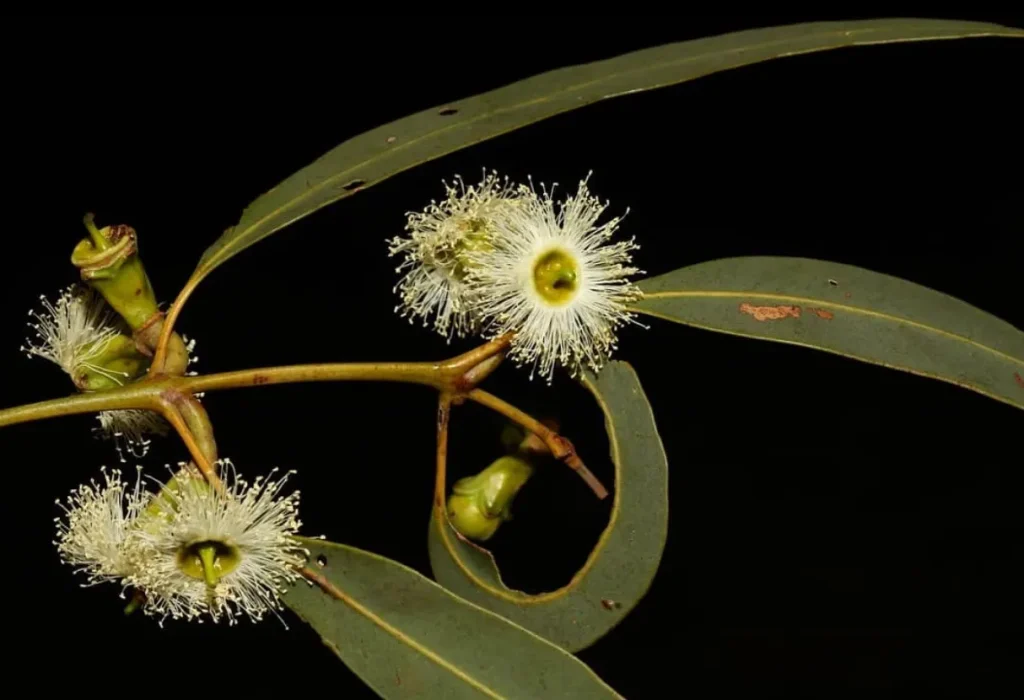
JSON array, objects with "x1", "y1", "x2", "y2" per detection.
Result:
[{"x1": 4, "y1": 13, "x2": 1023, "y2": 697}]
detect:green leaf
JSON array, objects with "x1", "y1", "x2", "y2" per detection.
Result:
[
  {"x1": 428, "y1": 361, "x2": 668, "y2": 653},
  {"x1": 631, "y1": 257, "x2": 1024, "y2": 411},
  {"x1": 282, "y1": 539, "x2": 622, "y2": 699},
  {"x1": 192, "y1": 19, "x2": 1022, "y2": 284}
]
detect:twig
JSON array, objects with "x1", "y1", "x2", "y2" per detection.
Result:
[
  {"x1": 150, "y1": 275, "x2": 200, "y2": 375},
  {"x1": 435, "y1": 393, "x2": 453, "y2": 508},
  {"x1": 157, "y1": 400, "x2": 223, "y2": 491},
  {"x1": 464, "y1": 389, "x2": 609, "y2": 500}
]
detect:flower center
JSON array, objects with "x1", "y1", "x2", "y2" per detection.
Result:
[
  {"x1": 532, "y1": 248, "x2": 579, "y2": 305},
  {"x1": 177, "y1": 539, "x2": 241, "y2": 586}
]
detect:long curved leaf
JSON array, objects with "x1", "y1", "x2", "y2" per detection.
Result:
[
  {"x1": 194, "y1": 19, "x2": 1022, "y2": 283},
  {"x1": 283, "y1": 539, "x2": 621, "y2": 699},
  {"x1": 428, "y1": 361, "x2": 668, "y2": 652},
  {"x1": 631, "y1": 257, "x2": 1024, "y2": 411}
]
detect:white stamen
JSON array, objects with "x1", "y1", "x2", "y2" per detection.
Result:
[
  {"x1": 464, "y1": 173, "x2": 645, "y2": 382},
  {"x1": 388, "y1": 170, "x2": 519, "y2": 341},
  {"x1": 127, "y1": 460, "x2": 308, "y2": 626},
  {"x1": 95, "y1": 410, "x2": 169, "y2": 463},
  {"x1": 54, "y1": 461, "x2": 309, "y2": 627},
  {"x1": 54, "y1": 466, "x2": 149, "y2": 588},
  {"x1": 21, "y1": 286, "x2": 123, "y2": 382}
]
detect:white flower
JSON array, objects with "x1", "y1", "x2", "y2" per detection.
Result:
[
  {"x1": 95, "y1": 410, "x2": 169, "y2": 462},
  {"x1": 128, "y1": 460, "x2": 307, "y2": 625},
  {"x1": 388, "y1": 170, "x2": 518, "y2": 340},
  {"x1": 21, "y1": 285, "x2": 126, "y2": 387},
  {"x1": 54, "y1": 466, "x2": 148, "y2": 587},
  {"x1": 464, "y1": 174, "x2": 644, "y2": 381}
]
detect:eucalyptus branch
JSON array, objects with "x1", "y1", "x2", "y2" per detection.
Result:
[
  {"x1": 0, "y1": 361, "x2": 450, "y2": 429},
  {"x1": 0, "y1": 382, "x2": 165, "y2": 428},
  {"x1": 1, "y1": 335, "x2": 607, "y2": 496}
]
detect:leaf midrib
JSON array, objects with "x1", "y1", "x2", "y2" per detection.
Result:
[
  {"x1": 315, "y1": 578, "x2": 505, "y2": 699},
  {"x1": 294, "y1": 541, "x2": 623, "y2": 699},
  {"x1": 634, "y1": 290, "x2": 1024, "y2": 368}
]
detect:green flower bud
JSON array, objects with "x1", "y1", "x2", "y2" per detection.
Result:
[
  {"x1": 71, "y1": 213, "x2": 159, "y2": 330},
  {"x1": 140, "y1": 466, "x2": 211, "y2": 523},
  {"x1": 447, "y1": 455, "x2": 534, "y2": 542},
  {"x1": 74, "y1": 332, "x2": 150, "y2": 391}
]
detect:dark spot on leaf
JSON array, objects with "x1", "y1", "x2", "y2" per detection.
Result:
[
  {"x1": 316, "y1": 554, "x2": 327, "y2": 567},
  {"x1": 438, "y1": 107, "x2": 459, "y2": 116},
  {"x1": 808, "y1": 307, "x2": 835, "y2": 320},
  {"x1": 601, "y1": 599, "x2": 621, "y2": 610},
  {"x1": 343, "y1": 179, "x2": 366, "y2": 192},
  {"x1": 1014, "y1": 372, "x2": 1024, "y2": 389},
  {"x1": 828, "y1": 279, "x2": 839, "y2": 287},
  {"x1": 134, "y1": 287, "x2": 142, "y2": 296},
  {"x1": 739, "y1": 302, "x2": 801, "y2": 321}
]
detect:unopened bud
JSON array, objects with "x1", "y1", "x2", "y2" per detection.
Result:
[{"x1": 447, "y1": 455, "x2": 533, "y2": 541}]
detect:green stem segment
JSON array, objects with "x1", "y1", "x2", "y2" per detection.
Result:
[
  {"x1": 0, "y1": 336, "x2": 608, "y2": 498},
  {"x1": 0, "y1": 362, "x2": 441, "y2": 429}
]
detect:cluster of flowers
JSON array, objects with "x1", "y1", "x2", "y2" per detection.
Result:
[
  {"x1": 25, "y1": 286, "x2": 304, "y2": 624},
  {"x1": 389, "y1": 171, "x2": 644, "y2": 382},
  {"x1": 30, "y1": 170, "x2": 643, "y2": 624},
  {"x1": 21, "y1": 286, "x2": 197, "y2": 461},
  {"x1": 55, "y1": 461, "x2": 307, "y2": 625}
]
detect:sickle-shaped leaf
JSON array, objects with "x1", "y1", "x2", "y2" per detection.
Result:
[
  {"x1": 192, "y1": 19, "x2": 1022, "y2": 285},
  {"x1": 428, "y1": 361, "x2": 668, "y2": 653},
  {"x1": 631, "y1": 257, "x2": 1024, "y2": 411},
  {"x1": 282, "y1": 539, "x2": 622, "y2": 699}
]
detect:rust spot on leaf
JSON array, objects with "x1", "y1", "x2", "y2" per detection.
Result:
[
  {"x1": 252, "y1": 374, "x2": 270, "y2": 385},
  {"x1": 1015, "y1": 372, "x2": 1024, "y2": 389},
  {"x1": 739, "y1": 302, "x2": 801, "y2": 321},
  {"x1": 808, "y1": 308, "x2": 834, "y2": 320}
]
